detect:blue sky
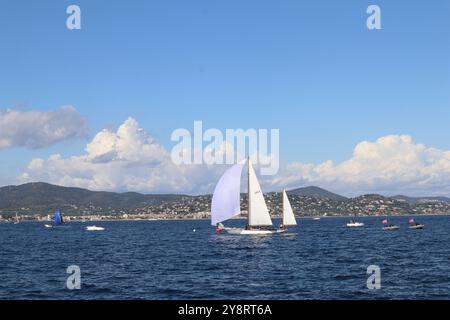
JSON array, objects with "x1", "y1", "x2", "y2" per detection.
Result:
[{"x1": 1, "y1": 0, "x2": 449, "y2": 195}]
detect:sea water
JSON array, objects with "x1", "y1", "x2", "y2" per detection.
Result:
[{"x1": 0, "y1": 215, "x2": 449, "y2": 299}]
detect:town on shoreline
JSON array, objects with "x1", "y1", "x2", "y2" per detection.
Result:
[
  {"x1": 2, "y1": 183, "x2": 450, "y2": 222},
  {"x1": 2, "y1": 192, "x2": 450, "y2": 222},
  {"x1": 1, "y1": 213, "x2": 449, "y2": 223}
]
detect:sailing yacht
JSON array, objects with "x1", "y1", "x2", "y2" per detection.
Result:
[
  {"x1": 13, "y1": 213, "x2": 19, "y2": 224},
  {"x1": 279, "y1": 189, "x2": 297, "y2": 230},
  {"x1": 45, "y1": 209, "x2": 63, "y2": 228},
  {"x1": 54, "y1": 209, "x2": 63, "y2": 225},
  {"x1": 211, "y1": 158, "x2": 291, "y2": 235}
]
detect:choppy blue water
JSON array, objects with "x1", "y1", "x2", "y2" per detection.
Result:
[{"x1": 1, "y1": 216, "x2": 449, "y2": 300}]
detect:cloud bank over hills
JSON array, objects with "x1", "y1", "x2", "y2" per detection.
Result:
[
  {"x1": 17, "y1": 117, "x2": 450, "y2": 197},
  {"x1": 269, "y1": 135, "x2": 450, "y2": 197},
  {"x1": 19, "y1": 118, "x2": 223, "y2": 194}
]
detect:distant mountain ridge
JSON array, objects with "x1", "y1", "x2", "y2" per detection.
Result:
[
  {"x1": 287, "y1": 186, "x2": 348, "y2": 201},
  {"x1": 0, "y1": 182, "x2": 449, "y2": 216},
  {"x1": 0, "y1": 182, "x2": 186, "y2": 215}
]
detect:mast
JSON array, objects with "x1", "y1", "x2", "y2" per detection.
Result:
[
  {"x1": 282, "y1": 189, "x2": 285, "y2": 225},
  {"x1": 247, "y1": 156, "x2": 251, "y2": 227}
]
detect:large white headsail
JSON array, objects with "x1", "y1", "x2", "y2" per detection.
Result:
[
  {"x1": 248, "y1": 160, "x2": 273, "y2": 226},
  {"x1": 282, "y1": 190, "x2": 297, "y2": 226},
  {"x1": 211, "y1": 160, "x2": 245, "y2": 226}
]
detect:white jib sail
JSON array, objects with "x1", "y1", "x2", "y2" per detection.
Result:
[
  {"x1": 282, "y1": 190, "x2": 297, "y2": 226},
  {"x1": 248, "y1": 160, "x2": 273, "y2": 226},
  {"x1": 211, "y1": 160, "x2": 245, "y2": 226}
]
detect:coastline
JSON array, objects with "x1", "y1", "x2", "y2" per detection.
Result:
[{"x1": 3, "y1": 213, "x2": 449, "y2": 223}]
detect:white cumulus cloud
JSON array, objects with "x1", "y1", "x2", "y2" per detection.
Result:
[
  {"x1": 17, "y1": 118, "x2": 450, "y2": 197},
  {"x1": 269, "y1": 135, "x2": 450, "y2": 196},
  {"x1": 18, "y1": 118, "x2": 224, "y2": 194},
  {"x1": 0, "y1": 106, "x2": 87, "y2": 149}
]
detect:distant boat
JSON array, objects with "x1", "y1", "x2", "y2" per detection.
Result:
[
  {"x1": 54, "y1": 209, "x2": 64, "y2": 225},
  {"x1": 212, "y1": 158, "x2": 286, "y2": 235},
  {"x1": 86, "y1": 225, "x2": 104, "y2": 231},
  {"x1": 346, "y1": 221, "x2": 364, "y2": 228},
  {"x1": 346, "y1": 215, "x2": 364, "y2": 227},
  {"x1": 13, "y1": 213, "x2": 19, "y2": 225},
  {"x1": 383, "y1": 225, "x2": 400, "y2": 231},
  {"x1": 382, "y1": 218, "x2": 400, "y2": 230},
  {"x1": 45, "y1": 210, "x2": 63, "y2": 228},
  {"x1": 408, "y1": 218, "x2": 424, "y2": 230},
  {"x1": 313, "y1": 217, "x2": 321, "y2": 220},
  {"x1": 278, "y1": 189, "x2": 297, "y2": 230}
]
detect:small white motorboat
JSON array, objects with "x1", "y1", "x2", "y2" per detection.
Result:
[
  {"x1": 382, "y1": 218, "x2": 399, "y2": 230},
  {"x1": 383, "y1": 225, "x2": 400, "y2": 231},
  {"x1": 408, "y1": 218, "x2": 424, "y2": 229},
  {"x1": 313, "y1": 217, "x2": 321, "y2": 220},
  {"x1": 44, "y1": 224, "x2": 53, "y2": 228},
  {"x1": 86, "y1": 225, "x2": 105, "y2": 231},
  {"x1": 346, "y1": 221, "x2": 365, "y2": 228}
]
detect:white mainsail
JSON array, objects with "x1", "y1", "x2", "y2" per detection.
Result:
[
  {"x1": 211, "y1": 160, "x2": 245, "y2": 226},
  {"x1": 282, "y1": 189, "x2": 297, "y2": 226},
  {"x1": 248, "y1": 160, "x2": 273, "y2": 227}
]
